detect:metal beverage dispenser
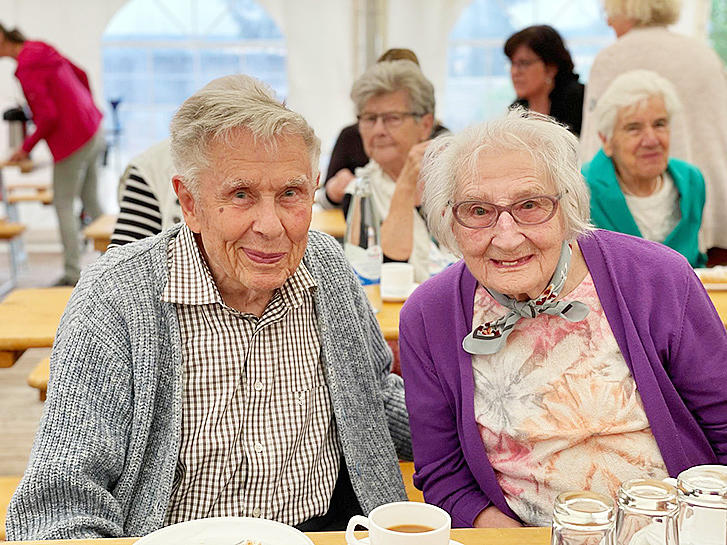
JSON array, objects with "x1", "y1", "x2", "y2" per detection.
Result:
[{"x1": 3, "y1": 106, "x2": 30, "y2": 150}]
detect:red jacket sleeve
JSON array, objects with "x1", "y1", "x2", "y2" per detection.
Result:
[
  {"x1": 19, "y1": 70, "x2": 58, "y2": 154},
  {"x1": 68, "y1": 60, "x2": 91, "y2": 93}
]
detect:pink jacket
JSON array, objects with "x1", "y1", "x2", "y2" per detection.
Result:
[{"x1": 15, "y1": 41, "x2": 103, "y2": 163}]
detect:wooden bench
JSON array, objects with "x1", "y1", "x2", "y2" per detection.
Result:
[
  {"x1": 0, "y1": 220, "x2": 24, "y2": 240},
  {"x1": 5, "y1": 187, "x2": 53, "y2": 205},
  {"x1": 0, "y1": 475, "x2": 22, "y2": 540},
  {"x1": 27, "y1": 356, "x2": 50, "y2": 401},
  {"x1": 0, "y1": 287, "x2": 73, "y2": 367},
  {"x1": 0, "y1": 219, "x2": 25, "y2": 296},
  {"x1": 83, "y1": 214, "x2": 116, "y2": 252}
]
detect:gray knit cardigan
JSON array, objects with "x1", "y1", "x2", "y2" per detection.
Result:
[{"x1": 6, "y1": 226, "x2": 411, "y2": 539}]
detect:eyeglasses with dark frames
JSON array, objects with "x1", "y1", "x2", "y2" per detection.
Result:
[
  {"x1": 509, "y1": 58, "x2": 542, "y2": 71},
  {"x1": 357, "y1": 111, "x2": 422, "y2": 129},
  {"x1": 449, "y1": 194, "x2": 563, "y2": 229}
]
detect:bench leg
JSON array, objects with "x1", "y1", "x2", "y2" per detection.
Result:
[{"x1": 0, "y1": 350, "x2": 23, "y2": 367}]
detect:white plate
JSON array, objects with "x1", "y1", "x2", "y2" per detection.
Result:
[
  {"x1": 358, "y1": 539, "x2": 462, "y2": 545},
  {"x1": 381, "y1": 283, "x2": 418, "y2": 303},
  {"x1": 135, "y1": 516, "x2": 314, "y2": 545}
]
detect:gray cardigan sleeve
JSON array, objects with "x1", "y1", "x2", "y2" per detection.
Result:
[{"x1": 6, "y1": 293, "x2": 133, "y2": 539}]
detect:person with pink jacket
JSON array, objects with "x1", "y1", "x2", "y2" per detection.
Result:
[{"x1": 0, "y1": 24, "x2": 104, "y2": 286}]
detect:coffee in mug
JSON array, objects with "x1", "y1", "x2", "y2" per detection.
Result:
[{"x1": 345, "y1": 501, "x2": 450, "y2": 544}]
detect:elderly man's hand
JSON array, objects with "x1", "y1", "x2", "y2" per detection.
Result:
[
  {"x1": 325, "y1": 168, "x2": 355, "y2": 204},
  {"x1": 398, "y1": 140, "x2": 431, "y2": 205},
  {"x1": 8, "y1": 148, "x2": 29, "y2": 164}
]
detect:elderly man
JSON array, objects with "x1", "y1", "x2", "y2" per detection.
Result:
[{"x1": 6, "y1": 75, "x2": 410, "y2": 539}]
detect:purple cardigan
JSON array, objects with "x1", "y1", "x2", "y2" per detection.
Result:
[{"x1": 399, "y1": 229, "x2": 727, "y2": 527}]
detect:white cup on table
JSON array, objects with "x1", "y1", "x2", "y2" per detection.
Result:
[
  {"x1": 345, "y1": 501, "x2": 451, "y2": 544},
  {"x1": 380, "y1": 263, "x2": 415, "y2": 302}
]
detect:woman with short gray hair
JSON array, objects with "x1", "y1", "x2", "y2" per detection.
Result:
[
  {"x1": 583, "y1": 69, "x2": 706, "y2": 267},
  {"x1": 341, "y1": 60, "x2": 449, "y2": 282},
  {"x1": 399, "y1": 107, "x2": 727, "y2": 528}
]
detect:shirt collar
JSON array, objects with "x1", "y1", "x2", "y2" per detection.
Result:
[{"x1": 161, "y1": 224, "x2": 316, "y2": 310}]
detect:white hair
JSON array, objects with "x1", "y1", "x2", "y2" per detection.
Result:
[
  {"x1": 594, "y1": 69, "x2": 682, "y2": 140},
  {"x1": 350, "y1": 60, "x2": 435, "y2": 117},
  {"x1": 170, "y1": 74, "x2": 321, "y2": 195},
  {"x1": 603, "y1": 0, "x2": 681, "y2": 26},
  {"x1": 421, "y1": 108, "x2": 593, "y2": 255}
]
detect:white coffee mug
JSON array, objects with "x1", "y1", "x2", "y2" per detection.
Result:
[
  {"x1": 345, "y1": 501, "x2": 451, "y2": 545},
  {"x1": 381, "y1": 263, "x2": 415, "y2": 300}
]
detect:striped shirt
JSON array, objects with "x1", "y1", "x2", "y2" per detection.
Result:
[
  {"x1": 109, "y1": 166, "x2": 182, "y2": 247},
  {"x1": 162, "y1": 225, "x2": 341, "y2": 526}
]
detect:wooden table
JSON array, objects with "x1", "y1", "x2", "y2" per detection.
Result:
[
  {"x1": 376, "y1": 300, "x2": 402, "y2": 341},
  {"x1": 0, "y1": 287, "x2": 73, "y2": 367},
  {"x1": 5, "y1": 527, "x2": 550, "y2": 544},
  {"x1": 83, "y1": 214, "x2": 116, "y2": 252},
  {"x1": 310, "y1": 208, "x2": 346, "y2": 238}
]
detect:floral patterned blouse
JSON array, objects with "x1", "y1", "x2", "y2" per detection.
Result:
[{"x1": 471, "y1": 273, "x2": 668, "y2": 526}]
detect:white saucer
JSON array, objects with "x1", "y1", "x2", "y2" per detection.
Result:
[
  {"x1": 358, "y1": 537, "x2": 462, "y2": 545},
  {"x1": 381, "y1": 283, "x2": 418, "y2": 302}
]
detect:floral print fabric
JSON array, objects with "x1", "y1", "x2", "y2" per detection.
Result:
[{"x1": 472, "y1": 273, "x2": 668, "y2": 526}]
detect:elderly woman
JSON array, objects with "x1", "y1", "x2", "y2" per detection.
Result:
[
  {"x1": 504, "y1": 25, "x2": 584, "y2": 136},
  {"x1": 399, "y1": 108, "x2": 727, "y2": 528},
  {"x1": 320, "y1": 48, "x2": 448, "y2": 210},
  {"x1": 343, "y1": 59, "x2": 447, "y2": 282},
  {"x1": 583, "y1": 70, "x2": 706, "y2": 267},
  {"x1": 579, "y1": 0, "x2": 727, "y2": 256}
]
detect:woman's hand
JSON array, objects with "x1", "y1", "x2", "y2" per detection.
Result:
[
  {"x1": 8, "y1": 147, "x2": 28, "y2": 164},
  {"x1": 397, "y1": 140, "x2": 431, "y2": 205},
  {"x1": 473, "y1": 505, "x2": 522, "y2": 528},
  {"x1": 325, "y1": 168, "x2": 355, "y2": 204}
]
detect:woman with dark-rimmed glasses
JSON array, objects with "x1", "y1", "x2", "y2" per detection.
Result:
[
  {"x1": 398, "y1": 107, "x2": 727, "y2": 528},
  {"x1": 339, "y1": 59, "x2": 452, "y2": 282}
]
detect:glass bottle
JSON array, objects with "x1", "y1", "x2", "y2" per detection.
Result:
[
  {"x1": 551, "y1": 490, "x2": 616, "y2": 545},
  {"x1": 615, "y1": 478, "x2": 678, "y2": 545},
  {"x1": 676, "y1": 465, "x2": 727, "y2": 545},
  {"x1": 344, "y1": 175, "x2": 382, "y2": 313}
]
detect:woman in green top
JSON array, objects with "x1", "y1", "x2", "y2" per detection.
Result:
[{"x1": 582, "y1": 69, "x2": 706, "y2": 267}]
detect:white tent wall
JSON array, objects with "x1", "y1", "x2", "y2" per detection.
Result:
[
  {"x1": 0, "y1": 0, "x2": 716, "y2": 249},
  {"x1": 385, "y1": 0, "x2": 470, "y2": 125}
]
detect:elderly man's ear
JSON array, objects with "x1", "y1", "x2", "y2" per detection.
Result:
[{"x1": 173, "y1": 175, "x2": 202, "y2": 233}]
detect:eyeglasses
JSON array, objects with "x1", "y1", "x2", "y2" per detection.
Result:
[
  {"x1": 449, "y1": 194, "x2": 563, "y2": 229},
  {"x1": 509, "y1": 58, "x2": 541, "y2": 71},
  {"x1": 357, "y1": 111, "x2": 422, "y2": 129}
]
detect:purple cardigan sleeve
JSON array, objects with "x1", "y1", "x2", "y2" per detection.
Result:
[
  {"x1": 399, "y1": 296, "x2": 490, "y2": 527},
  {"x1": 668, "y1": 272, "x2": 727, "y2": 462}
]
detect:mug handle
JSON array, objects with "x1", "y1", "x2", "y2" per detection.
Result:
[{"x1": 345, "y1": 515, "x2": 370, "y2": 544}]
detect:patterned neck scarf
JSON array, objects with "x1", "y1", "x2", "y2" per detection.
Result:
[{"x1": 462, "y1": 241, "x2": 590, "y2": 355}]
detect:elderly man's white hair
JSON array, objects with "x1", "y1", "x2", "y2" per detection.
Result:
[
  {"x1": 421, "y1": 107, "x2": 593, "y2": 255},
  {"x1": 603, "y1": 0, "x2": 681, "y2": 26},
  {"x1": 594, "y1": 69, "x2": 682, "y2": 141},
  {"x1": 170, "y1": 74, "x2": 321, "y2": 195}
]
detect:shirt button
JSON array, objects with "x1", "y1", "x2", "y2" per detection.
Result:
[
  {"x1": 254, "y1": 441, "x2": 264, "y2": 453},
  {"x1": 254, "y1": 380, "x2": 264, "y2": 391},
  {"x1": 252, "y1": 507, "x2": 261, "y2": 517}
]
